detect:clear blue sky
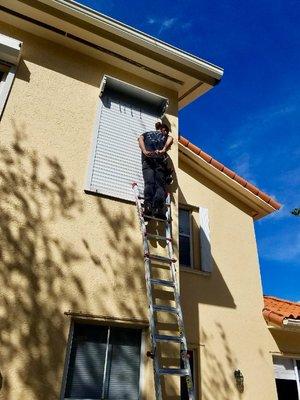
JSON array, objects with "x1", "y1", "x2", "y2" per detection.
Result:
[{"x1": 80, "y1": 0, "x2": 300, "y2": 301}]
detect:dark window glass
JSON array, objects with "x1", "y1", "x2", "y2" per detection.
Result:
[
  {"x1": 180, "y1": 350, "x2": 194, "y2": 400},
  {"x1": 276, "y1": 379, "x2": 299, "y2": 400},
  {"x1": 179, "y1": 209, "x2": 191, "y2": 267},
  {"x1": 64, "y1": 323, "x2": 141, "y2": 399}
]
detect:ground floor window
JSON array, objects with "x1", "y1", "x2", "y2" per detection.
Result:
[
  {"x1": 180, "y1": 349, "x2": 196, "y2": 399},
  {"x1": 273, "y1": 356, "x2": 300, "y2": 400},
  {"x1": 63, "y1": 322, "x2": 142, "y2": 399}
]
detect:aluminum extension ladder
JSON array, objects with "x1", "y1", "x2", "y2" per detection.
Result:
[{"x1": 132, "y1": 183, "x2": 195, "y2": 400}]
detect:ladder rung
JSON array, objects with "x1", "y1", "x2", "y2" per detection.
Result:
[
  {"x1": 143, "y1": 215, "x2": 171, "y2": 223},
  {"x1": 146, "y1": 254, "x2": 176, "y2": 264},
  {"x1": 146, "y1": 233, "x2": 170, "y2": 241},
  {"x1": 158, "y1": 368, "x2": 189, "y2": 376},
  {"x1": 154, "y1": 334, "x2": 183, "y2": 343},
  {"x1": 150, "y1": 278, "x2": 175, "y2": 288},
  {"x1": 153, "y1": 305, "x2": 178, "y2": 313},
  {"x1": 138, "y1": 196, "x2": 171, "y2": 206}
]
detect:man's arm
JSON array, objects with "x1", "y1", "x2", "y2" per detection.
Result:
[
  {"x1": 157, "y1": 135, "x2": 174, "y2": 155},
  {"x1": 138, "y1": 134, "x2": 153, "y2": 157}
]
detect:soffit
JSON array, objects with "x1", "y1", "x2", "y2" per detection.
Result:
[{"x1": 0, "y1": 0, "x2": 223, "y2": 108}]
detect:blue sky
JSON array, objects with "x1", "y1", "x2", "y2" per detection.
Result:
[{"x1": 80, "y1": 0, "x2": 300, "y2": 301}]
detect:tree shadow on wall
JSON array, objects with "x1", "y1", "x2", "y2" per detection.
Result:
[
  {"x1": 0, "y1": 125, "x2": 86, "y2": 399},
  {"x1": 200, "y1": 323, "x2": 243, "y2": 400}
]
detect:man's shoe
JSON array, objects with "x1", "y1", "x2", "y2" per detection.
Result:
[
  {"x1": 153, "y1": 208, "x2": 167, "y2": 220},
  {"x1": 143, "y1": 202, "x2": 153, "y2": 219}
]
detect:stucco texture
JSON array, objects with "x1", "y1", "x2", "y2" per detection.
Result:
[
  {"x1": 0, "y1": 22, "x2": 179, "y2": 400},
  {"x1": 178, "y1": 158, "x2": 278, "y2": 400}
]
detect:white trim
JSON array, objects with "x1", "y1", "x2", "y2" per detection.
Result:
[
  {"x1": 84, "y1": 95, "x2": 103, "y2": 192},
  {"x1": 0, "y1": 64, "x2": 17, "y2": 118},
  {"x1": 199, "y1": 207, "x2": 212, "y2": 273},
  {"x1": 294, "y1": 359, "x2": 300, "y2": 397}
]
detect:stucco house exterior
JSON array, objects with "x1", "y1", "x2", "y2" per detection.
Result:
[{"x1": 0, "y1": 1, "x2": 286, "y2": 399}]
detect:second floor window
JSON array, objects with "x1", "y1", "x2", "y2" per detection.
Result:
[
  {"x1": 179, "y1": 206, "x2": 212, "y2": 272},
  {"x1": 179, "y1": 208, "x2": 192, "y2": 268}
]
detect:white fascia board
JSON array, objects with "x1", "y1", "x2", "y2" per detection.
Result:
[
  {"x1": 0, "y1": 33, "x2": 22, "y2": 64},
  {"x1": 179, "y1": 143, "x2": 275, "y2": 219},
  {"x1": 42, "y1": 0, "x2": 223, "y2": 81}
]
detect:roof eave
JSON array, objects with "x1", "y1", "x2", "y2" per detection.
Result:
[
  {"x1": 1, "y1": 0, "x2": 223, "y2": 108},
  {"x1": 47, "y1": 0, "x2": 224, "y2": 80},
  {"x1": 179, "y1": 143, "x2": 278, "y2": 219}
]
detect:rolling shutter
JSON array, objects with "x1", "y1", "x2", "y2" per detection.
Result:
[
  {"x1": 106, "y1": 327, "x2": 141, "y2": 399},
  {"x1": 64, "y1": 324, "x2": 108, "y2": 398},
  {"x1": 64, "y1": 323, "x2": 142, "y2": 399},
  {"x1": 86, "y1": 76, "x2": 168, "y2": 202},
  {"x1": 273, "y1": 357, "x2": 297, "y2": 380}
]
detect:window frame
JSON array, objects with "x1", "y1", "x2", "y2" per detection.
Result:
[
  {"x1": 0, "y1": 62, "x2": 17, "y2": 119},
  {"x1": 180, "y1": 348, "x2": 198, "y2": 400},
  {"x1": 60, "y1": 320, "x2": 145, "y2": 400},
  {"x1": 179, "y1": 206, "x2": 194, "y2": 269},
  {"x1": 273, "y1": 355, "x2": 300, "y2": 399}
]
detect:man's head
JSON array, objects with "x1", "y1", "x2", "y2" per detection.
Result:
[
  {"x1": 161, "y1": 123, "x2": 170, "y2": 134},
  {"x1": 155, "y1": 122, "x2": 162, "y2": 131}
]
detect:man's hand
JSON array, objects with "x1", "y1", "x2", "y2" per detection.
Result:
[
  {"x1": 143, "y1": 150, "x2": 154, "y2": 157},
  {"x1": 156, "y1": 148, "x2": 166, "y2": 155}
]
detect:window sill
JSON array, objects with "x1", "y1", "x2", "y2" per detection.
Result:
[{"x1": 179, "y1": 266, "x2": 211, "y2": 277}]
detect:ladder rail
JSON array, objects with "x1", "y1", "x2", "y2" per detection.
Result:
[
  {"x1": 132, "y1": 183, "x2": 163, "y2": 400},
  {"x1": 132, "y1": 183, "x2": 195, "y2": 400},
  {"x1": 165, "y1": 194, "x2": 195, "y2": 399}
]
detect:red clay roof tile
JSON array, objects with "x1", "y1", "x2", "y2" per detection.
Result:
[
  {"x1": 263, "y1": 296, "x2": 300, "y2": 327},
  {"x1": 179, "y1": 135, "x2": 281, "y2": 211}
]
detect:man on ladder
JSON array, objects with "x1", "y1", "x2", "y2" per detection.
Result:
[{"x1": 138, "y1": 122, "x2": 173, "y2": 219}]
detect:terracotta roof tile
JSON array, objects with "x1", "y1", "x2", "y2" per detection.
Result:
[
  {"x1": 263, "y1": 296, "x2": 300, "y2": 327},
  {"x1": 179, "y1": 135, "x2": 281, "y2": 211}
]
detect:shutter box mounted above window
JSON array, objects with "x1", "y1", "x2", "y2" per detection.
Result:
[
  {"x1": 86, "y1": 75, "x2": 169, "y2": 202},
  {"x1": 0, "y1": 33, "x2": 22, "y2": 65}
]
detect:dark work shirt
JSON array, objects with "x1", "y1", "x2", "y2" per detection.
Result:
[{"x1": 141, "y1": 130, "x2": 168, "y2": 161}]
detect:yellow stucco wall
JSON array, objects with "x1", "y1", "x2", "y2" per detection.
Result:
[
  {"x1": 178, "y1": 158, "x2": 279, "y2": 400},
  {"x1": 0, "y1": 22, "x2": 179, "y2": 399},
  {"x1": 0, "y1": 19, "x2": 284, "y2": 400}
]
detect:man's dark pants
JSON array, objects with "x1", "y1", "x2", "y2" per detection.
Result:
[{"x1": 142, "y1": 157, "x2": 166, "y2": 213}]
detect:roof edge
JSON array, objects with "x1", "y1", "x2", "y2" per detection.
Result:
[
  {"x1": 179, "y1": 136, "x2": 281, "y2": 219},
  {"x1": 49, "y1": 0, "x2": 224, "y2": 81}
]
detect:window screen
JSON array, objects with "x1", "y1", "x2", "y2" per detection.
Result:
[
  {"x1": 64, "y1": 323, "x2": 142, "y2": 400},
  {"x1": 87, "y1": 84, "x2": 165, "y2": 202},
  {"x1": 179, "y1": 208, "x2": 192, "y2": 267}
]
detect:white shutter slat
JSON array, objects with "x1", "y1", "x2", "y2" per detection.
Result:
[
  {"x1": 199, "y1": 207, "x2": 212, "y2": 272},
  {"x1": 88, "y1": 93, "x2": 158, "y2": 201}
]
